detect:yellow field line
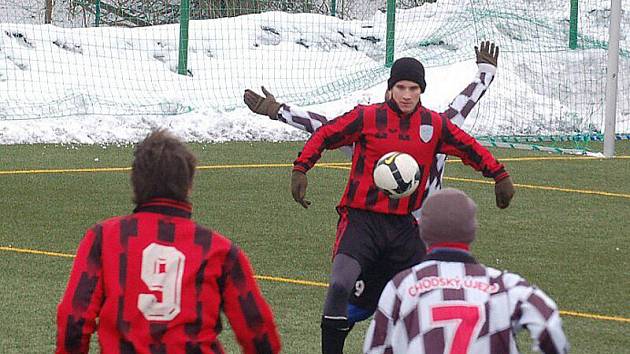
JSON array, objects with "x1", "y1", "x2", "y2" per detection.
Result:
[
  {"x1": 197, "y1": 162, "x2": 352, "y2": 170},
  {"x1": 0, "y1": 167, "x2": 132, "y2": 175},
  {"x1": 1, "y1": 245, "x2": 628, "y2": 324},
  {"x1": 1, "y1": 155, "x2": 629, "y2": 175},
  {"x1": 444, "y1": 177, "x2": 630, "y2": 199},
  {"x1": 255, "y1": 275, "x2": 328, "y2": 288},
  {"x1": 498, "y1": 155, "x2": 630, "y2": 162},
  {"x1": 298, "y1": 155, "x2": 630, "y2": 164},
  {"x1": 0, "y1": 246, "x2": 76, "y2": 258},
  {"x1": 323, "y1": 166, "x2": 630, "y2": 199},
  {"x1": 0, "y1": 162, "x2": 347, "y2": 175},
  {"x1": 559, "y1": 310, "x2": 630, "y2": 323},
  {"x1": 2, "y1": 161, "x2": 626, "y2": 200}
]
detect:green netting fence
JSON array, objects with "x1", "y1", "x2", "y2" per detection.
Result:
[{"x1": 0, "y1": 0, "x2": 628, "y2": 151}]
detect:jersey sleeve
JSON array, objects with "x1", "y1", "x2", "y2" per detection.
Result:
[
  {"x1": 441, "y1": 63, "x2": 496, "y2": 127},
  {"x1": 278, "y1": 104, "x2": 329, "y2": 133},
  {"x1": 220, "y1": 245, "x2": 281, "y2": 354},
  {"x1": 56, "y1": 226, "x2": 105, "y2": 354},
  {"x1": 363, "y1": 281, "x2": 398, "y2": 354},
  {"x1": 510, "y1": 281, "x2": 569, "y2": 354},
  {"x1": 437, "y1": 117, "x2": 508, "y2": 181},
  {"x1": 293, "y1": 106, "x2": 363, "y2": 173},
  {"x1": 279, "y1": 105, "x2": 354, "y2": 159}
]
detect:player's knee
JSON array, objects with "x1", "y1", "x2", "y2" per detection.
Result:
[{"x1": 328, "y1": 280, "x2": 352, "y2": 300}]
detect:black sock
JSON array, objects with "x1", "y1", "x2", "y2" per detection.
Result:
[{"x1": 321, "y1": 316, "x2": 353, "y2": 354}]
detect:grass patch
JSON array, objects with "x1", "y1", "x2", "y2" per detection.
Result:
[{"x1": 0, "y1": 141, "x2": 628, "y2": 353}]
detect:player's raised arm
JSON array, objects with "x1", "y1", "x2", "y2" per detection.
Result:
[
  {"x1": 244, "y1": 86, "x2": 355, "y2": 158},
  {"x1": 243, "y1": 86, "x2": 284, "y2": 121},
  {"x1": 441, "y1": 40, "x2": 499, "y2": 127}
]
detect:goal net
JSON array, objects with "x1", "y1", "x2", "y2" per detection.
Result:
[{"x1": 0, "y1": 0, "x2": 628, "y2": 148}]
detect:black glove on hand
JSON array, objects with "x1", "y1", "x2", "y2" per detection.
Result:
[
  {"x1": 291, "y1": 171, "x2": 311, "y2": 209},
  {"x1": 475, "y1": 41, "x2": 499, "y2": 67},
  {"x1": 495, "y1": 176, "x2": 515, "y2": 209},
  {"x1": 243, "y1": 86, "x2": 283, "y2": 119}
]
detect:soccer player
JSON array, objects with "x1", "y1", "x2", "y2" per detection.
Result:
[
  {"x1": 246, "y1": 43, "x2": 513, "y2": 353},
  {"x1": 364, "y1": 188, "x2": 569, "y2": 354},
  {"x1": 245, "y1": 40, "x2": 501, "y2": 324},
  {"x1": 56, "y1": 130, "x2": 281, "y2": 354},
  {"x1": 244, "y1": 41, "x2": 501, "y2": 221},
  {"x1": 293, "y1": 55, "x2": 514, "y2": 354}
]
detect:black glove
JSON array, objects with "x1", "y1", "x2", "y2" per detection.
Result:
[
  {"x1": 243, "y1": 86, "x2": 283, "y2": 119},
  {"x1": 475, "y1": 41, "x2": 499, "y2": 67},
  {"x1": 291, "y1": 170, "x2": 311, "y2": 209},
  {"x1": 495, "y1": 176, "x2": 515, "y2": 209}
]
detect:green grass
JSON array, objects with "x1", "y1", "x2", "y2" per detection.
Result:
[{"x1": 0, "y1": 141, "x2": 629, "y2": 353}]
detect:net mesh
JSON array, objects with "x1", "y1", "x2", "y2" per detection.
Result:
[{"x1": 0, "y1": 0, "x2": 628, "y2": 146}]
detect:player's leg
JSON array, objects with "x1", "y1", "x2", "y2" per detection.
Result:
[
  {"x1": 321, "y1": 253, "x2": 361, "y2": 354},
  {"x1": 385, "y1": 214, "x2": 426, "y2": 273},
  {"x1": 322, "y1": 208, "x2": 383, "y2": 354},
  {"x1": 347, "y1": 258, "x2": 393, "y2": 324},
  {"x1": 344, "y1": 216, "x2": 425, "y2": 331}
]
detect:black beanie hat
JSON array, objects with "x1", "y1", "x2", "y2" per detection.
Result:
[{"x1": 387, "y1": 57, "x2": 426, "y2": 92}]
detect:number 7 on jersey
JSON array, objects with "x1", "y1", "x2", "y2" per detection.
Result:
[{"x1": 430, "y1": 302, "x2": 485, "y2": 354}]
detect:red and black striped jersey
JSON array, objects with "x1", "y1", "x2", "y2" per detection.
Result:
[
  {"x1": 293, "y1": 102, "x2": 508, "y2": 215},
  {"x1": 56, "y1": 198, "x2": 281, "y2": 354},
  {"x1": 280, "y1": 63, "x2": 497, "y2": 220},
  {"x1": 364, "y1": 250, "x2": 569, "y2": 354}
]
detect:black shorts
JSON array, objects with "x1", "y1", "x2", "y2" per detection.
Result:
[{"x1": 333, "y1": 207, "x2": 426, "y2": 312}]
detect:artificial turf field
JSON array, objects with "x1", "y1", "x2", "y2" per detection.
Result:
[{"x1": 0, "y1": 141, "x2": 628, "y2": 353}]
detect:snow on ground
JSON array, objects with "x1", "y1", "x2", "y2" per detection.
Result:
[{"x1": 0, "y1": 1, "x2": 628, "y2": 144}]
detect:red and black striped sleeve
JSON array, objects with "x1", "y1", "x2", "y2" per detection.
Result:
[
  {"x1": 293, "y1": 106, "x2": 364, "y2": 173},
  {"x1": 437, "y1": 116, "x2": 508, "y2": 181},
  {"x1": 56, "y1": 225, "x2": 105, "y2": 354},
  {"x1": 220, "y1": 245, "x2": 281, "y2": 354}
]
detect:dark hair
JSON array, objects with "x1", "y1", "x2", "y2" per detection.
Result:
[{"x1": 131, "y1": 129, "x2": 197, "y2": 205}]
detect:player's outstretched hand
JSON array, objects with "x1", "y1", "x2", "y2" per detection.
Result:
[
  {"x1": 475, "y1": 41, "x2": 499, "y2": 67},
  {"x1": 291, "y1": 171, "x2": 311, "y2": 209},
  {"x1": 243, "y1": 86, "x2": 283, "y2": 119},
  {"x1": 495, "y1": 176, "x2": 515, "y2": 209}
]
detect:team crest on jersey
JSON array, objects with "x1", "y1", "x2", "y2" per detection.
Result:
[{"x1": 419, "y1": 125, "x2": 433, "y2": 143}]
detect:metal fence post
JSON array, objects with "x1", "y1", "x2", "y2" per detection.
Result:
[
  {"x1": 95, "y1": 0, "x2": 101, "y2": 27},
  {"x1": 178, "y1": 0, "x2": 191, "y2": 76},
  {"x1": 569, "y1": 0, "x2": 578, "y2": 49},
  {"x1": 385, "y1": 0, "x2": 395, "y2": 67},
  {"x1": 604, "y1": 0, "x2": 622, "y2": 157}
]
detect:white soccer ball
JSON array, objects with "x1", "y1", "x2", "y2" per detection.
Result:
[{"x1": 373, "y1": 152, "x2": 421, "y2": 199}]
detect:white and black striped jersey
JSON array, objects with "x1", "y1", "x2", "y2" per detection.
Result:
[
  {"x1": 363, "y1": 251, "x2": 569, "y2": 354},
  {"x1": 277, "y1": 63, "x2": 497, "y2": 219}
]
